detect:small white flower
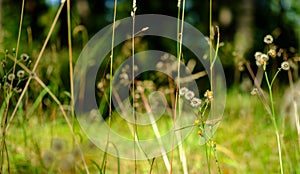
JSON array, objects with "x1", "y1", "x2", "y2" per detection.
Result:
[
  {"x1": 254, "y1": 52, "x2": 262, "y2": 60},
  {"x1": 255, "y1": 53, "x2": 269, "y2": 67},
  {"x1": 264, "y1": 34, "x2": 273, "y2": 44},
  {"x1": 261, "y1": 54, "x2": 269, "y2": 62},
  {"x1": 251, "y1": 88, "x2": 258, "y2": 95},
  {"x1": 190, "y1": 97, "x2": 202, "y2": 107},
  {"x1": 17, "y1": 70, "x2": 25, "y2": 78},
  {"x1": 42, "y1": 150, "x2": 55, "y2": 167},
  {"x1": 179, "y1": 87, "x2": 189, "y2": 96},
  {"x1": 7, "y1": 73, "x2": 15, "y2": 81},
  {"x1": 20, "y1": 53, "x2": 29, "y2": 61},
  {"x1": 156, "y1": 61, "x2": 164, "y2": 69},
  {"x1": 281, "y1": 61, "x2": 290, "y2": 71},
  {"x1": 185, "y1": 91, "x2": 195, "y2": 100},
  {"x1": 51, "y1": 138, "x2": 65, "y2": 152}
]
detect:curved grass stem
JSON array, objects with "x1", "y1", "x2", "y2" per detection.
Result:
[{"x1": 264, "y1": 65, "x2": 284, "y2": 174}]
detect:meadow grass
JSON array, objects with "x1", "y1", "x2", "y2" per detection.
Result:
[
  {"x1": 1, "y1": 0, "x2": 299, "y2": 173},
  {"x1": 1, "y1": 88, "x2": 299, "y2": 173}
]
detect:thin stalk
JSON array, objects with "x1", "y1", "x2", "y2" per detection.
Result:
[
  {"x1": 6, "y1": 0, "x2": 65, "y2": 133},
  {"x1": 0, "y1": 1, "x2": 25, "y2": 171},
  {"x1": 209, "y1": 0, "x2": 213, "y2": 89},
  {"x1": 177, "y1": 0, "x2": 188, "y2": 173},
  {"x1": 101, "y1": 0, "x2": 117, "y2": 172},
  {"x1": 170, "y1": 0, "x2": 182, "y2": 172},
  {"x1": 4, "y1": 55, "x2": 90, "y2": 173},
  {"x1": 66, "y1": 0, "x2": 75, "y2": 136},
  {"x1": 212, "y1": 144, "x2": 221, "y2": 174},
  {"x1": 264, "y1": 65, "x2": 284, "y2": 174},
  {"x1": 131, "y1": 1, "x2": 137, "y2": 172},
  {"x1": 270, "y1": 69, "x2": 281, "y2": 87}
]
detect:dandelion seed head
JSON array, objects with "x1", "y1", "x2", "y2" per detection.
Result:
[
  {"x1": 261, "y1": 54, "x2": 269, "y2": 62},
  {"x1": 254, "y1": 52, "x2": 262, "y2": 60},
  {"x1": 20, "y1": 53, "x2": 29, "y2": 61},
  {"x1": 17, "y1": 70, "x2": 25, "y2": 78},
  {"x1": 264, "y1": 34, "x2": 273, "y2": 44},
  {"x1": 179, "y1": 87, "x2": 189, "y2": 96},
  {"x1": 8, "y1": 73, "x2": 15, "y2": 81},
  {"x1": 71, "y1": 146, "x2": 82, "y2": 159},
  {"x1": 281, "y1": 61, "x2": 290, "y2": 71},
  {"x1": 42, "y1": 150, "x2": 55, "y2": 167},
  {"x1": 251, "y1": 88, "x2": 258, "y2": 95},
  {"x1": 5, "y1": 82, "x2": 11, "y2": 89},
  {"x1": 156, "y1": 61, "x2": 164, "y2": 69},
  {"x1": 1, "y1": 60, "x2": 7, "y2": 67},
  {"x1": 184, "y1": 90, "x2": 195, "y2": 100},
  {"x1": 14, "y1": 87, "x2": 22, "y2": 93},
  {"x1": 59, "y1": 154, "x2": 75, "y2": 171},
  {"x1": 255, "y1": 53, "x2": 268, "y2": 67},
  {"x1": 51, "y1": 138, "x2": 65, "y2": 152},
  {"x1": 190, "y1": 97, "x2": 202, "y2": 107}
]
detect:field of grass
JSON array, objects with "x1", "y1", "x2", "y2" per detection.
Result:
[
  {"x1": 0, "y1": 87, "x2": 299, "y2": 173},
  {"x1": 1, "y1": 0, "x2": 300, "y2": 173}
]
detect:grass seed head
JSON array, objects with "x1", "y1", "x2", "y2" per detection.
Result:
[{"x1": 264, "y1": 34, "x2": 273, "y2": 44}]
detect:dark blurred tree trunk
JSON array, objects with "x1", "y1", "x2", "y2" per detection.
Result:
[
  {"x1": 25, "y1": 0, "x2": 47, "y2": 41},
  {"x1": 75, "y1": 0, "x2": 90, "y2": 26},
  {"x1": 233, "y1": 0, "x2": 254, "y2": 84}
]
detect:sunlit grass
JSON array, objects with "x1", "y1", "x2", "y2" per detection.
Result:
[{"x1": 2, "y1": 88, "x2": 299, "y2": 173}]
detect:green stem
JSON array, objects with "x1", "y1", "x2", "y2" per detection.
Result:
[
  {"x1": 212, "y1": 144, "x2": 221, "y2": 174},
  {"x1": 270, "y1": 69, "x2": 281, "y2": 87},
  {"x1": 264, "y1": 65, "x2": 284, "y2": 174}
]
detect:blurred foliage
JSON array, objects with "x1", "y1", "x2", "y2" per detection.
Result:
[{"x1": 0, "y1": 0, "x2": 299, "y2": 89}]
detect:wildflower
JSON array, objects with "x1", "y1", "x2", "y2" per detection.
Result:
[
  {"x1": 190, "y1": 97, "x2": 202, "y2": 107},
  {"x1": 238, "y1": 61, "x2": 245, "y2": 71},
  {"x1": 211, "y1": 141, "x2": 217, "y2": 148},
  {"x1": 194, "y1": 119, "x2": 200, "y2": 125},
  {"x1": 7, "y1": 73, "x2": 15, "y2": 81},
  {"x1": 185, "y1": 90, "x2": 195, "y2": 100},
  {"x1": 268, "y1": 49, "x2": 276, "y2": 58},
  {"x1": 251, "y1": 88, "x2": 258, "y2": 95},
  {"x1": 156, "y1": 61, "x2": 164, "y2": 69},
  {"x1": 281, "y1": 61, "x2": 290, "y2": 71},
  {"x1": 17, "y1": 70, "x2": 25, "y2": 78},
  {"x1": 119, "y1": 73, "x2": 129, "y2": 80},
  {"x1": 51, "y1": 138, "x2": 65, "y2": 152},
  {"x1": 5, "y1": 82, "x2": 11, "y2": 89},
  {"x1": 255, "y1": 53, "x2": 269, "y2": 67},
  {"x1": 254, "y1": 52, "x2": 262, "y2": 60},
  {"x1": 197, "y1": 130, "x2": 202, "y2": 136},
  {"x1": 59, "y1": 154, "x2": 75, "y2": 171},
  {"x1": 1, "y1": 60, "x2": 7, "y2": 67},
  {"x1": 179, "y1": 87, "x2": 189, "y2": 96},
  {"x1": 14, "y1": 87, "x2": 22, "y2": 93},
  {"x1": 204, "y1": 90, "x2": 213, "y2": 102},
  {"x1": 71, "y1": 146, "x2": 82, "y2": 159},
  {"x1": 42, "y1": 150, "x2": 55, "y2": 167},
  {"x1": 20, "y1": 53, "x2": 29, "y2": 61},
  {"x1": 264, "y1": 35, "x2": 273, "y2": 44}
]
